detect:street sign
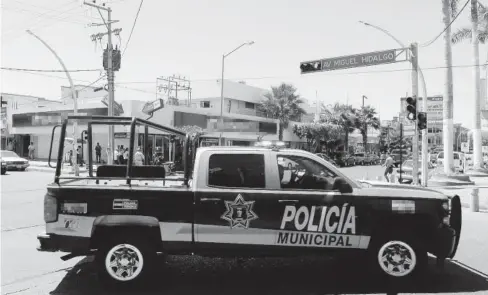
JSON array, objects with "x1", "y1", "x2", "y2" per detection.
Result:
[
  {"x1": 300, "y1": 48, "x2": 403, "y2": 74},
  {"x1": 142, "y1": 99, "x2": 164, "y2": 115},
  {"x1": 101, "y1": 96, "x2": 124, "y2": 116},
  {"x1": 461, "y1": 142, "x2": 469, "y2": 153}
]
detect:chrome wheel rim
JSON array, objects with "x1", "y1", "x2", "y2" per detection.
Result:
[
  {"x1": 105, "y1": 243, "x2": 144, "y2": 281},
  {"x1": 378, "y1": 240, "x2": 416, "y2": 277}
]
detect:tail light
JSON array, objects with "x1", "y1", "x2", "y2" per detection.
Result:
[{"x1": 44, "y1": 193, "x2": 58, "y2": 223}]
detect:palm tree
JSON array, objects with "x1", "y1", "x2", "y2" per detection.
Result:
[
  {"x1": 258, "y1": 83, "x2": 307, "y2": 140},
  {"x1": 356, "y1": 106, "x2": 380, "y2": 153},
  {"x1": 452, "y1": 1, "x2": 488, "y2": 44},
  {"x1": 440, "y1": 0, "x2": 457, "y2": 174},
  {"x1": 321, "y1": 103, "x2": 358, "y2": 153},
  {"x1": 452, "y1": 0, "x2": 486, "y2": 169}
]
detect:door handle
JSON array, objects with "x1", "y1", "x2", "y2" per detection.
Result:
[
  {"x1": 279, "y1": 199, "x2": 299, "y2": 203},
  {"x1": 201, "y1": 198, "x2": 221, "y2": 202}
]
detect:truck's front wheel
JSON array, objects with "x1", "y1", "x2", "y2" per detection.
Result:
[
  {"x1": 96, "y1": 236, "x2": 156, "y2": 286},
  {"x1": 370, "y1": 236, "x2": 427, "y2": 281}
]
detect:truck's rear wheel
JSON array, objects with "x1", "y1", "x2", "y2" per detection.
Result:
[
  {"x1": 96, "y1": 236, "x2": 156, "y2": 286},
  {"x1": 370, "y1": 235, "x2": 427, "y2": 281}
]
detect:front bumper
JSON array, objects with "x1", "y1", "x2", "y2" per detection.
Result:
[
  {"x1": 37, "y1": 232, "x2": 91, "y2": 253},
  {"x1": 6, "y1": 163, "x2": 29, "y2": 170},
  {"x1": 432, "y1": 225, "x2": 457, "y2": 259}
]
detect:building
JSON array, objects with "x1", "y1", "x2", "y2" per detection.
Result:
[{"x1": 3, "y1": 80, "x2": 309, "y2": 161}]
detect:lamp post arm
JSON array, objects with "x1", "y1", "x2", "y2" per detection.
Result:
[
  {"x1": 26, "y1": 30, "x2": 79, "y2": 176},
  {"x1": 224, "y1": 43, "x2": 248, "y2": 58}
]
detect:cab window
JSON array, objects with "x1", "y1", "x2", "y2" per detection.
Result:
[
  {"x1": 276, "y1": 155, "x2": 338, "y2": 191},
  {"x1": 208, "y1": 154, "x2": 265, "y2": 188}
]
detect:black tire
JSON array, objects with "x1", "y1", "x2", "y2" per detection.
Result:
[
  {"x1": 368, "y1": 233, "x2": 428, "y2": 282},
  {"x1": 20, "y1": 168, "x2": 26, "y2": 171},
  {"x1": 96, "y1": 235, "x2": 157, "y2": 287}
]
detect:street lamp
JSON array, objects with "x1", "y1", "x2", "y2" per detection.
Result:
[
  {"x1": 359, "y1": 21, "x2": 430, "y2": 186},
  {"x1": 219, "y1": 41, "x2": 255, "y2": 146},
  {"x1": 26, "y1": 30, "x2": 79, "y2": 176}
]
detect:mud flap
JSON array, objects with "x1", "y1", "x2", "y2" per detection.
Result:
[{"x1": 448, "y1": 195, "x2": 462, "y2": 258}]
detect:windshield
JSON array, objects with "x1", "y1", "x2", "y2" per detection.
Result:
[{"x1": 1, "y1": 151, "x2": 19, "y2": 158}]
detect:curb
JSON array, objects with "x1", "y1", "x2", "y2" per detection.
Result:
[
  {"x1": 460, "y1": 202, "x2": 488, "y2": 211},
  {"x1": 27, "y1": 166, "x2": 88, "y2": 174}
]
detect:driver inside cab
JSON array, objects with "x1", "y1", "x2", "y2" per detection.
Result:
[{"x1": 278, "y1": 156, "x2": 336, "y2": 190}]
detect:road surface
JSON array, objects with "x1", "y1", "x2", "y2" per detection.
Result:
[{"x1": 1, "y1": 168, "x2": 488, "y2": 295}]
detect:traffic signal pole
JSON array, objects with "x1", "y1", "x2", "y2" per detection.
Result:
[{"x1": 411, "y1": 43, "x2": 420, "y2": 185}]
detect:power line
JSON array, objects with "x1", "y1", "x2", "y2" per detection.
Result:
[
  {"x1": 122, "y1": 0, "x2": 144, "y2": 56},
  {"x1": 1, "y1": 67, "x2": 103, "y2": 73},
  {"x1": 421, "y1": 0, "x2": 470, "y2": 47}
]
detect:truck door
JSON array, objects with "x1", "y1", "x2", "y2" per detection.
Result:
[
  {"x1": 194, "y1": 151, "x2": 279, "y2": 255},
  {"x1": 271, "y1": 153, "x2": 371, "y2": 253}
]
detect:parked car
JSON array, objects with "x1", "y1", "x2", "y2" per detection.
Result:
[
  {"x1": 436, "y1": 152, "x2": 464, "y2": 173},
  {"x1": 0, "y1": 150, "x2": 29, "y2": 171},
  {"x1": 315, "y1": 153, "x2": 338, "y2": 167},
  {"x1": 396, "y1": 160, "x2": 435, "y2": 185},
  {"x1": 367, "y1": 154, "x2": 380, "y2": 165},
  {"x1": 354, "y1": 153, "x2": 367, "y2": 165},
  {"x1": 336, "y1": 153, "x2": 356, "y2": 167}
]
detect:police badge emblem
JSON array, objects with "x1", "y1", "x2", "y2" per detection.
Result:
[{"x1": 221, "y1": 194, "x2": 258, "y2": 229}]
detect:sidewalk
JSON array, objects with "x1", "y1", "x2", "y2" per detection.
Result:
[{"x1": 26, "y1": 160, "x2": 92, "y2": 174}]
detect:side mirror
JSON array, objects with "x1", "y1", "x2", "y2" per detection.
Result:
[{"x1": 333, "y1": 177, "x2": 353, "y2": 194}]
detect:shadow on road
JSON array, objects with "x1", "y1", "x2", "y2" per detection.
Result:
[{"x1": 49, "y1": 256, "x2": 488, "y2": 295}]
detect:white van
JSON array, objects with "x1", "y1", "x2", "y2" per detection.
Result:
[{"x1": 436, "y1": 151, "x2": 464, "y2": 172}]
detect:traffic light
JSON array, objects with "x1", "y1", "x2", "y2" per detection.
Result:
[
  {"x1": 300, "y1": 61, "x2": 322, "y2": 74},
  {"x1": 103, "y1": 47, "x2": 108, "y2": 70},
  {"x1": 417, "y1": 112, "x2": 427, "y2": 130},
  {"x1": 82, "y1": 130, "x2": 88, "y2": 141},
  {"x1": 405, "y1": 96, "x2": 417, "y2": 120},
  {"x1": 113, "y1": 46, "x2": 121, "y2": 71}
]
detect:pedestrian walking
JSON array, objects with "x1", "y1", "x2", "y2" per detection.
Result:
[
  {"x1": 95, "y1": 143, "x2": 102, "y2": 163},
  {"x1": 123, "y1": 148, "x2": 129, "y2": 164},
  {"x1": 114, "y1": 147, "x2": 120, "y2": 165},
  {"x1": 118, "y1": 146, "x2": 125, "y2": 164},
  {"x1": 28, "y1": 142, "x2": 35, "y2": 160},
  {"x1": 134, "y1": 147, "x2": 145, "y2": 166},
  {"x1": 382, "y1": 153, "x2": 394, "y2": 183}
]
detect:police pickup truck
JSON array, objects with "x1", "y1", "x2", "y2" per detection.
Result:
[{"x1": 37, "y1": 116, "x2": 462, "y2": 285}]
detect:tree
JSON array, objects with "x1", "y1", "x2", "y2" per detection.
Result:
[
  {"x1": 355, "y1": 106, "x2": 380, "y2": 153},
  {"x1": 321, "y1": 103, "x2": 358, "y2": 153},
  {"x1": 452, "y1": 1, "x2": 488, "y2": 44},
  {"x1": 292, "y1": 122, "x2": 341, "y2": 153},
  {"x1": 452, "y1": 0, "x2": 486, "y2": 169},
  {"x1": 258, "y1": 83, "x2": 307, "y2": 140}
]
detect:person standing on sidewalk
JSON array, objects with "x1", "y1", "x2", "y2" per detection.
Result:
[
  {"x1": 134, "y1": 147, "x2": 145, "y2": 166},
  {"x1": 382, "y1": 153, "x2": 394, "y2": 182},
  {"x1": 95, "y1": 143, "x2": 102, "y2": 164},
  {"x1": 28, "y1": 142, "x2": 35, "y2": 160}
]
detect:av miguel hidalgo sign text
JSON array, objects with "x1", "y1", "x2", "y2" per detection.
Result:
[{"x1": 300, "y1": 49, "x2": 401, "y2": 74}]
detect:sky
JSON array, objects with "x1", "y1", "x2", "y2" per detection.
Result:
[{"x1": 1, "y1": 0, "x2": 487, "y2": 128}]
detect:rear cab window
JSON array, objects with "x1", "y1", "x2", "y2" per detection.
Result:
[{"x1": 208, "y1": 154, "x2": 265, "y2": 188}]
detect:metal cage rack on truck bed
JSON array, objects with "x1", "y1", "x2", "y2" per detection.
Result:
[{"x1": 47, "y1": 115, "x2": 201, "y2": 186}]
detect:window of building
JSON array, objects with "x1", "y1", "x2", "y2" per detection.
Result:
[
  {"x1": 276, "y1": 155, "x2": 338, "y2": 191},
  {"x1": 245, "y1": 102, "x2": 255, "y2": 109},
  {"x1": 200, "y1": 101, "x2": 210, "y2": 108},
  {"x1": 208, "y1": 154, "x2": 265, "y2": 188}
]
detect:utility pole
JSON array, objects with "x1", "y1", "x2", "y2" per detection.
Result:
[
  {"x1": 411, "y1": 43, "x2": 420, "y2": 185},
  {"x1": 84, "y1": 1, "x2": 117, "y2": 164}
]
